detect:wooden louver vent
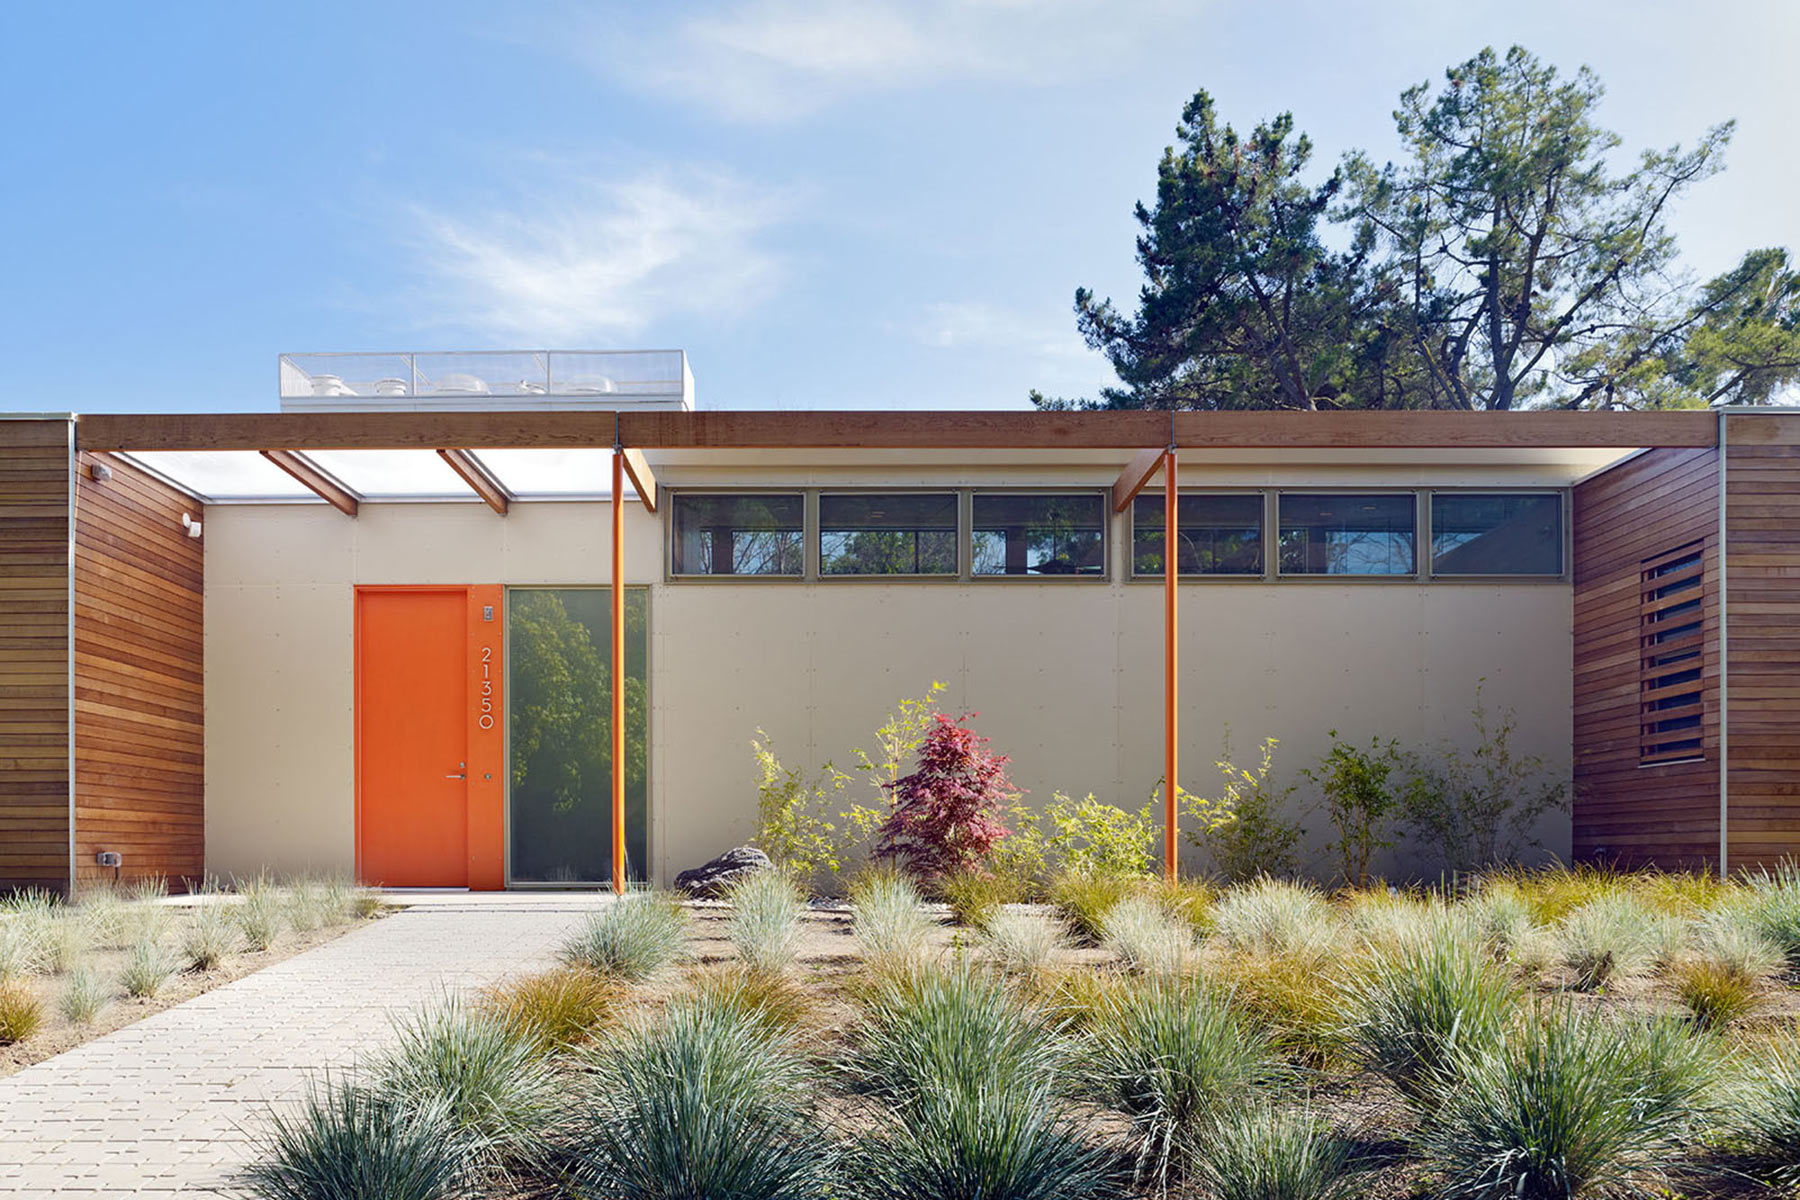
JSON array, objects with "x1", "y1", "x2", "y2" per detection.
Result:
[{"x1": 1640, "y1": 541, "x2": 1706, "y2": 765}]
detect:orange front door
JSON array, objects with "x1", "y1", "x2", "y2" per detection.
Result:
[{"x1": 357, "y1": 589, "x2": 469, "y2": 886}]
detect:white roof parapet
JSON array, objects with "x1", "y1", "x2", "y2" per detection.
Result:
[{"x1": 278, "y1": 350, "x2": 694, "y2": 413}]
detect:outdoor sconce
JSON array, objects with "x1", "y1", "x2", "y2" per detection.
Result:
[
  {"x1": 89, "y1": 462, "x2": 112, "y2": 482},
  {"x1": 181, "y1": 512, "x2": 202, "y2": 540}
]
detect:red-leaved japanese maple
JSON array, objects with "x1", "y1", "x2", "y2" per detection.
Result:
[{"x1": 873, "y1": 713, "x2": 1017, "y2": 880}]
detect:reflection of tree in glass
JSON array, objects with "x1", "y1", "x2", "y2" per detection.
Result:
[
  {"x1": 681, "y1": 496, "x2": 803, "y2": 575},
  {"x1": 822, "y1": 529, "x2": 957, "y2": 574},
  {"x1": 1278, "y1": 498, "x2": 1414, "y2": 574},
  {"x1": 972, "y1": 496, "x2": 1103, "y2": 575},
  {"x1": 507, "y1": 590, "x2": 650, "y2": 883}
]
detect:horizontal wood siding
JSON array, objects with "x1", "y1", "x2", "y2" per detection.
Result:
[
  {"x1": 1725, "y1": 416, "x2": 1800, "y2": 870},
  {"x1": 1572, "y1": 446, "x2": 1720, "y2": 868},
  {"x1": 0, "y1": 422, "x2": 72, "y2": 892},
  {"x1": 72, "y1": 452, "x2": 203, "y2": 890}
]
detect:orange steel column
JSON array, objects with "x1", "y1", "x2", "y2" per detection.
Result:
[
  {"x1": 611, "y1": 448, "x2": 627, "y2": 894},
  {"x1": 1164, "y1": 447, "x2": 1179, "y2": 879}
]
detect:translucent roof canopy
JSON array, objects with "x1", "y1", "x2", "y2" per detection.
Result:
[
  {"x1": 304, "y1": 450, "x2": 472, "y2": 498},
  {"x1": 121, "y1": 448, "x2": 635, "y2": 503},
  {"x1": 125, "y1": 451, "x2": 316, "y2": 500}
]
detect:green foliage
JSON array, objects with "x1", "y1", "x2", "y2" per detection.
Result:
[
  {"x1": 239, "y1": 1078, "x2": 473, "y2": 1200},
  {"x1": 686, "y1": 965, "x2": 815, "y2": 1038},
  {"x1": 1049, "y1": 871, "x2": 1136, "y2": 945},
  {"x1": 1305, "y1": 732, "x2": 1400, "y2": 888},
  {"x1": 726, "y1": 868, "x2": 805, "y2": 974},
  {"x1": 937, "y1": 867, "x2": 1019, "y2": 930},
  {"x1": 560, "y1": 894, "x2": 686, "y2": 980},
  {"x1": 1415, "y1": 1008, "x2": 1716, "y2": 1199},
  {"x1": 1722, "y1": 1028, "x2": 1800, "y2": 1190},
  {"x1": 1743, "y1": 861, "x2": 1800, "y2": 974},
  {"x1": 1340, "y1": 927, "x2": 1520, "y2": 1109},
  {"x1": 1100, "y1": 895, "x2": 1193, "y2": 975},
  {"x1": 750, "y1": 730, "x2": 849, "y2": 889},
  {"x1": 1677, "y1": 247, "x2": 1800, "y2": 405},
  {"x1": 1399, "y1": 686, "x2": 1570, "y2": 874},
  {"x1": 183, "y1": 903, "x2": 240, "y2": 971},
  {"x1": 0, "y1": 979, "x2": 43, "y2": 1044},
  {"x1": 236, "y1": 877, "x2": 284, "y2": 952},
  {"x1": 571, "y1": 993, "x2": 834, "y2": 1199},
  {"x1": 848, "y1": 962, "x2": 1120, "y2": 1200},
  {"x1": 1044, "y1": 792, "x2": 1155, "y2": 879},
  {"x1": 373, "y1": 998, "x2": 561, "y2": 1175},
  {"x1": 1083, "y1": 976, "x2": 1281, "y2": 1189},
  {"x1": 1552, "y1": 893, "x2": 1677, "y2": 992},
  {"x1": 1671, "y1": 959, "x2": 1761, "y2": 1031},
  {"x1": 478, "y1": 967, "x2": 619, "y2": 1052},
  {"x1": 1210, "y1": 878, "x2": 1335, "y2": 958},
  {"x1": 58, "y1": 967, "x2": 107, "y2": 1026},
  {"x1": 1186, "y1": 738, "x2": 1306, "y2": 881},
  {"x1": 979, "y1": 909, "x2": 1065, "y2": 977},
  {"x1": 1190, "y1": 1104, "x2": 1360, "y2": 1200},
  {"x1": 850, "y1": 866, "x2": 936, "y2": 978},
  {"x1": 120, "y1": 938, "x2": 179, "y2": 998}
]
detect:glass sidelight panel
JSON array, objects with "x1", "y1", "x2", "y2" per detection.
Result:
[{"x1": 507, "y1": 588, "x2": 648, "y2": 884}]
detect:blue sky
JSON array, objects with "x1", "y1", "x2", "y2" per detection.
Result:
[{"x1": 4, "y1": 1, "x2": 1796, "y2": 413}]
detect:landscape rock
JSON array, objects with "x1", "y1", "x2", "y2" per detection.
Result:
[{"x1": 675, "y1": 845, "x2": 772, "y2": 898}]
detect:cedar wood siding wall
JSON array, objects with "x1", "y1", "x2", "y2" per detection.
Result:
[
  {"x1": 1572, "y1": 445, "x2": 1721, "y2": 869},
  {"x1": 71, "y1": 452, "x2": 204, "y2": 891},
  {"x1": 1724, "y1": 414, "x2": 1800, "y2": 870},
  {"x1": 0, "y1": 420, "x2": 72, "y2": 893}
]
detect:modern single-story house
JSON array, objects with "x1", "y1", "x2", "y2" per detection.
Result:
[{"x1": 2, "y1": 354, "x2": 1795, "y2": 893}]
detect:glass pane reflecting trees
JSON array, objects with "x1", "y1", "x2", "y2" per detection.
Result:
[{"x1": 507, "y1": 589, "x2": 648, "y2": 883}]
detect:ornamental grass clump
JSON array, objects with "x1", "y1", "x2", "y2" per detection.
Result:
[
  {"x1": 851, "y1": 866, "x2": 935, "y2": 978},
  {"x1": 58, "y1": 967, "x2": 108, "y2": 1027},
  {"x1": 1049, "y1": 871, "x2": 1135, "y2": 946},
  {"x1": 1340, "y1": 924, "x2": 1519, "y2": 1110},
  {"x1": 848, "y1": 962, "x2": 1121, "y2": 1200},
  {"x1": 0, "y1": 979, "x2": 43, "y2": 1044},
  {"x1": 1743, "y1": 861, "x2": 1800, "y2": 974},
  {"x1": 236, "y1": 875, "x2": 284, "y2": 952},
  {"x1": 1190, "y1": 1104, "x2": 1360, "y2": 1200},
  {"x1": 1552, "y1": 892, "x2": 1677, "y2": 992},
  {"x1": 1100, "y1": 894, "x2": 1193, "y2": 975},
  {"x1": 1669, "y1": 913, "x2": 1783, "y2": 1029},
  {"x1": 373, "y1": 998, "x2": 562, "y2": 1177},
  {"x1": 726, "y1": 868, "x2": 805, "y2": 974},
  {"x1": 239, "y1": 1079, "x2": 473, "y2": 1200},
  {"x1": 1723, "y1": 1027, "x2": 1800, "y2": 1190},
  {"x1": 1414, "y1": 1007, "x2": 1716, "y2": 1200},
  {"x1": 1461, "y1": 884, "x2": 1537, "y2": 962},
  {"x1": 1083, "y1": 975, "x2": 1281, "y2": 1190},
  {"x1": 980, "y1": 908, "x2": 1066, "y2": 977},
  {"x1": 75, "y1": 886, "x2": 128, "y2": 949},
  {"x1": 561, "y1": 893, "x2": 686, "y2": 980},
  {"x1": 120, "y1": 938, "x2": 180, "y2": 999},
  {"x1": 182, "y1": 902, "x2": 240, "y2": 972},
  {"x1": 687, "y1": 965, "x2": 814, "y2": 1038},
  {"x1": 0, "y1": 923, "x2": 43, "y2": 981},
  {"x1": 1210, "y1": 878, "x2": 1337, "y2": 959},
  {"x1": 938, "y1": 867, "x2": 1017, "y2": 930},
  {"x1": 479, "y1": 967, "x2": 619, "y2": 1052},
  {"x1": 569, "y1": 992, "x2": 835, "y2": 1200}
]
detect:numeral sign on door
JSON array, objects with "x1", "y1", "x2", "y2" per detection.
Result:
[{"x1": 478, "y1": 645, "x2": 495, "y2": 730}]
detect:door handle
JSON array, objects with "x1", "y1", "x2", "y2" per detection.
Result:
[{"x1": 445, "y1": 774, "x2": 466, "y2": 780}]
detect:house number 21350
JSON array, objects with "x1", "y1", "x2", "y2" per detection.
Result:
[{"x1": 478, "y1": 646, "x2": 495, "y2": 730}]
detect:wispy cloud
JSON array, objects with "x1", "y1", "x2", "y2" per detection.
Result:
[
  {"x1": 909, "y1": 299, "x2": 1108, "y2": 397},
  {"x1": 590, "y1": 0, "x2": 1206, "y2": 121},
  {"x1": 399, "y1": 167, "x2": 790, "y2": 342}
]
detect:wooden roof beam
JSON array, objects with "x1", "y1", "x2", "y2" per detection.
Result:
[
  {"x1": 436, "y1": 449, "x2": 510, "y2": 515},
  {"x1": 72, "y1": 408, "x2": 1722, "y2": 453},
  {"x1": 260, "y1": 450, "x2": 359, "y2": 516},
  {"x1": 1112, "y1": 447, "x2": 1165, "y2": 513},
  {"x1": 619, "y1": 447, "x2": 657, "y2": 513}
]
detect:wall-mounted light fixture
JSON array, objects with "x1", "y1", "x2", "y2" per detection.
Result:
[
  {"x1": 89, "y1": 462, "x2": 112, "y2": 482},
  {"x1": 181, "y1": 512, "x2": 203, "y2": 540}
]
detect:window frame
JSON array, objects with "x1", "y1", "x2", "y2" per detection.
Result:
[
  {"x1": 1126, "y1": 488, "x2": 1271, "y2": 581},
  {"x1": 665, "y1": 488, "x2": 808, "y2": 581},
  {"x1": 967, "y1": 487, "x2": 1111, "y2": 582},
  {"x1": 1273, "y1": 488, "x2": 1423, "y2": 580},
  {"x1": 815, "y1": 489, "x2": 965, "y2": 580},
  {"x1": 1425, "y1": 488, "x2": 1569, "y2": 581}
]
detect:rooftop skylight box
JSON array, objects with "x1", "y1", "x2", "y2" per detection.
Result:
[{"x1": 278, "y1": 350, "x2": 694, "y2": 412}]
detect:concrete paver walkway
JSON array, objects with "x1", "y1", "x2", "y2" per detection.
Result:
[{"x1": 0, "y1": 895, "x2": 612, "y2": 1197}]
